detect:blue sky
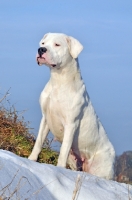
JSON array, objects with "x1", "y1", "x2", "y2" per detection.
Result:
[{"x1": 0, "y1": 0, "x2": 132, "y2": 155}]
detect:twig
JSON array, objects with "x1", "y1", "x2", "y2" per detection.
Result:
[
  {"x1": 0, "y1": 88, "x2": 10, "y2": 103},
  {"x1": 0, "y1": 169, "x2": 20, "y2": 197},
  {"x1": 128, "y1": 184, "x2": 132, "y2": 200},
  {"x1": 72, "y1": 174, "x2": 81, "y2": 200},
  {"x1": 8, "y1": 176, "x2": 31, "y2": 200},
  {"x1": 33, "y1": 177, "x2": 60, "y2": 196}
]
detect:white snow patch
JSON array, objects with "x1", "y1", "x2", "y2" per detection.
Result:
[{"x1": 0, "y1": 150, "x2": 131, "y2": 200}]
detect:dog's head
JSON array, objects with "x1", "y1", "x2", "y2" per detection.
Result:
[{"x1": 36, "y1": 33, "x2": 83, "y2": 68}]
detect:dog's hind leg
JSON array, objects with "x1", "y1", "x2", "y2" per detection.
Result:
[{"x1": 82, "y1": 151, "x2": 115, "y2": 180}]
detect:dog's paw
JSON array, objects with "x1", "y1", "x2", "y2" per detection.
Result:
[{"x1": 28, "y1": 155, "x2": 37, "y2": 161}]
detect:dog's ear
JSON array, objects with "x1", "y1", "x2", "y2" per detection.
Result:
[
  {"x1": 43, "y1": 33, "x2": 49, "y2": 39},
  {"x1": 66, "y1": 36, "x2": 83, "y2": 58},
  {"x1": 39, "y1": 33, "x2": 49, "y2": 46}
]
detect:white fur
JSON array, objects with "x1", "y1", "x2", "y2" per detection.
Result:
[{"x1": 28, "y1": 33, "x2": 115, "y2": 179}]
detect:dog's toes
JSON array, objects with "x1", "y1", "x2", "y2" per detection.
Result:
[{"x1": 28, "y1": 155, "x2": 37, "y2": 161}]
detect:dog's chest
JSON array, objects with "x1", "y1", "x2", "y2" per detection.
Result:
[{"x1": 44, "y1": 89, "x2": 68, "y2": 142}]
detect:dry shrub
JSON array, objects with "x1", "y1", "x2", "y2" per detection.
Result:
[
  {"x1": 0, "y1": 98, "x2": 35, "y2": 157},
  {"x1": 0, "y1": 90, "x2": 58, "y2": 164}
]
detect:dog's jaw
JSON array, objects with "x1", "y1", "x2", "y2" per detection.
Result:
[{"x1": 37, "y1": 56, "x2": 57, "y2": 68}]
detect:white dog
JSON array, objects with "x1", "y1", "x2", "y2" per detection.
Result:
[{"x1": 28, "y1": 33, "x2": 115, "y2": 179}]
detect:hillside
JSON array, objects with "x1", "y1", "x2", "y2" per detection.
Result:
[
  {"x1": 115, "y1": 151, "x2": 132, "y2": 183},
  {"x1": 0, "y1": 150, "x2": 132, "y2": 200}
]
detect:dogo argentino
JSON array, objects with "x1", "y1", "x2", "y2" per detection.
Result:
[{"x1": 28, "y1": 33, "x2": 115, "y2": 179}]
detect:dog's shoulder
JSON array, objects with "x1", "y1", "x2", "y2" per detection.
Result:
[{"x1": 39, "y1": 81, "x2": 52, "y2": 108}]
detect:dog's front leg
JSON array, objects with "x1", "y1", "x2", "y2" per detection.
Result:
[
  {"x1": 28, "y1": 115, "x2": 49, "y2": 161},
  {"x1": 57, "y1": 123, "x2": 77, "y2": 167}
]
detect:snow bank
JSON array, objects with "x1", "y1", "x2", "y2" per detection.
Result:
[{"x1": 0, "y1": 150, "x2": 131, "y2": 200}]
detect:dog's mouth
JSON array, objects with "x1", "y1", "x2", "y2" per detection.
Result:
[
  {"x1": 37, "y1": 57, "x2": 57, "y2": 68},
  {"x1": 51, "y1": 64, "x2": 56, "y2": 67}
]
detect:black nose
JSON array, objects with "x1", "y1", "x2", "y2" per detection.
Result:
[{"x1": 38, "y1": 47, "x2": 47, "y2": 57}]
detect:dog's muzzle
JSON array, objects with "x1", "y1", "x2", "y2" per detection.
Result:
[{"x1": 38, "y1": 47, "x2": 47, "y2": 57}]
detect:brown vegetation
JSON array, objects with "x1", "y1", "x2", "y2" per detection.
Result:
[{"x1": 0, "y1": 91, "x2": 58, "y2": 165}]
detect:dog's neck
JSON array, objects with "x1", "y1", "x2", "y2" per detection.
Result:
[{"x1": 50, "y1": 58, "x2": 82, "y2": 87}]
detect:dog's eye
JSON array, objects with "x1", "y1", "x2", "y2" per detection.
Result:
[
  {"x1": 55, "y1": 43, "x2": 60, "y2": 47},
  {"x1": 42, "y1": 42, "x2": 44, "y2": 45}
]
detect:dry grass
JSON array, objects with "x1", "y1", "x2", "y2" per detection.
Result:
[{"x1": 0, "y1": 90, "x2": 58, "y2": 165}]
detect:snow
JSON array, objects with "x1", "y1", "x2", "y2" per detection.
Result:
[{"x1": 0, "y1": 150, "x2": 131, "y2": 200}]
